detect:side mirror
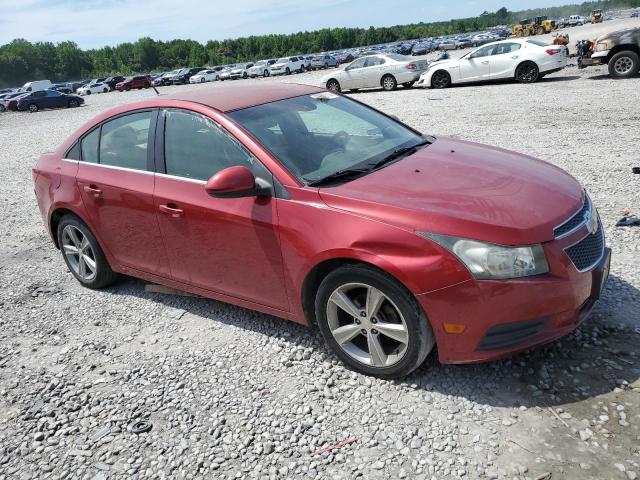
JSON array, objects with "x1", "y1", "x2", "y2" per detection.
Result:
[{"x1": 205, "y1": 166, "x2": 258, "y2": 198}]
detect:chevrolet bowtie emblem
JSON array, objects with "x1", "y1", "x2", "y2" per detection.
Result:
[{"x1": 585, "y1": 209, "x2": 599, "y2": 235}]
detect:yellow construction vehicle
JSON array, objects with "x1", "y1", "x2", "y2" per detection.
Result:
[
  {"x1": 533, "y1": 16, "x2": 556, "y2": 35},
  {"x1": 513, "y1": 19, "x2": 535, "y2": 37},
  {"x1": 591, "y1": 9, "x2": 603, "y2": 23}
]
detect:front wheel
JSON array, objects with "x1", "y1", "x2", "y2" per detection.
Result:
[
  {"x1": 315, "y1": 264, "x2": 435, "y2": 379},
  {"x1": 264, "y1": 70, "x2": 269, "y2": 77},
  {"x1": 431, "y1": 70, "x2": 451, "y2": 88},
  {"x1": 381, "y1": 74, "x2": 397, "y2": 91},
  {"x1": 326, "y1": 79, "x2": 341, "y2": 92},
  {"x1": 608, "y1": 51, "x2": 640, "y2": 78},
  {"x1": 86, "y1": 90, "x2": 91, "y2": 95},
  {"x1": 28, "y1": 104, "x2": 38, "y2": 112},
  {"x1": 515, "y1": 61, "x2": 539, "y2": 83},
  {"x1": 57, "y1": 215, "x2": 118, "y2": 289},
  {"x1": 285, "y1": 67, "x2": 291, "y2": 75},
  {"x1": 103, "y1": 88, "x2": 108, "y2": 93}
]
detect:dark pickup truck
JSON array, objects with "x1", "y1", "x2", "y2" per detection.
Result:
[{"x1": 578, "y1": 26, "x2": 640, "y2": 78}]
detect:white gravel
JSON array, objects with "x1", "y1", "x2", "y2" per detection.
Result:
[{"x1": 1, "y1": 18, "x2": 639, "y2": 479}]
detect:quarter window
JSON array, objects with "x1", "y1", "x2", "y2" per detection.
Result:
[
  {"x1": 81, "y1": 128, "x2": 100, "y2": 163},
  {"x1": 99, "y1": 111, "x2": 151, "y2": 170},
  {"x1": 163, "y1": 110, "x2": 257, "y2": 181}
]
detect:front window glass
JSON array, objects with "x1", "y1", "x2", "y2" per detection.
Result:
[
  {"x1": 164, "y1": 110, "x2": 258, "y2": 181},
  {"x1": 347, "y1": 58, "x2": 366, "y2": 70},
  {"x1": 229, "y1": 94, "x2": 425, "y2": 184}
]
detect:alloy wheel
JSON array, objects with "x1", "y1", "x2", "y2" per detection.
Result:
[
  {"x1": 326, "y1": 283, "x2": 409, "y2": 368},
  {"x1": 61, "y1": 225, "x2": 97, "y2": 282},
  {"x1": 29, "y1": 104, "x2": 38, "y2": 112},
  {"x1": 326, "y1": 80, "x2": 341, "y2": 92},
  {"x1": 614, "y1": 56, "x2": 633, "y2": 75},
  {"x1": 382, "y1": 76, "x2": 396, "y2": 90},
  {"x1": 516, "y1": 63, "x2": 538, "y2": 83},
  {"x1": 432, "y1": 71, "x2": 450, "y2": 88}
]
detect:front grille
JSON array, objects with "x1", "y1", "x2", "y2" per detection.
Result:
[
  {"x1": 477, "y1": 318, "x2": 547, "y2": 351},
  {"x1": 554, "y1": 195, "x2": 590, "y2": 238},
  {"x1": 564, "y1": 223, "x2": 604, "y2": 271}
]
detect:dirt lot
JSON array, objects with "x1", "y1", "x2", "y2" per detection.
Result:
[{"x1": 1, "y1": 18, "x2": 639, "y2": 480}]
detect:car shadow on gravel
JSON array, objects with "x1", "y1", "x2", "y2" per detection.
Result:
[{"x1": 105, "y1": 273, "x2": 639, "y2": 409}]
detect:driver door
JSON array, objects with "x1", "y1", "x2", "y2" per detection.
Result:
[
  {"x1": 153, "y1": 109, "x2": 289, "y2": 310},
  {"x1": 342, "y1": 58, "x2": 366, "y2": 89},
  {"x1": 459, "y1": 45, "x2": 494, "y2": 82}
]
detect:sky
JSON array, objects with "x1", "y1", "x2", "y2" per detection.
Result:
[{"x1": 0, "y1": 0, "x2": 575, "y2": 49}]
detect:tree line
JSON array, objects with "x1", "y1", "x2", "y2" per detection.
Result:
[{"x1": 1, "y1": 0, "x2": 639, "y2": 87}]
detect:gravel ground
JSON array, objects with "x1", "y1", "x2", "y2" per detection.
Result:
[{"x1": 1, "y1": 19, "x2": 639, "y2": 479}]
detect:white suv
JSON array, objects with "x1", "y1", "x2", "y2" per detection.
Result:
[{"x1": 269, "y1": 56, "x2": 305, "y2": 75}]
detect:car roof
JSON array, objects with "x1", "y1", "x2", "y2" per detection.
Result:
[{"x1": 166, "y1": 83, "x2": 324, "y2": 112}]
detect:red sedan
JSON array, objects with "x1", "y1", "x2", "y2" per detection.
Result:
[
  {"x1": 32, "y1": 84, "x2": 610, "y2": 378},
  {"x1": 115, "y1": 75, "x2": 151, "y2": 91}
]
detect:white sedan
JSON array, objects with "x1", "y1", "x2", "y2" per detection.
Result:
[
  {"x1": 189, "y1": 70, "x2": 220, "y2": 83},
  {"x1": 76, "y1": 82, "x2": 110, "y2": 95},
  {"x1": 416, "y1": 38, "x2": 567, "y2": 89},
  {"x1": 321, "y1": 53, "x2": 428, "y2": 92}
]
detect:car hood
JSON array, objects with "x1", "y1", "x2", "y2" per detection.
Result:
[
  {"x1": 597, "y1": 26, "x2": 640, "y2": 42},
  {"x1": 318, "y1": 137, "x2": 583, "y2": 245}
]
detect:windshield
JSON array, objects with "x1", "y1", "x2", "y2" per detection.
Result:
[
  {"x1": 277, "y1": 58, "x2": 289, "y2": 63},
  {"x1": 228, "y1": 93, "x2": 426, "y2": 185}
]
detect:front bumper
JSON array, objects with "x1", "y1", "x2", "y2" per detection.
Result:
[
  {"x1": 417, "y1": 231, "x2": 611, "y2": 363},
  {"x1": 579, "y1": 50, "x2": 609, "y2": 67}
]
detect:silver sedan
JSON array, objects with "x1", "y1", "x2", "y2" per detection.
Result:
[{"x1": 321, "y1": 54, "x2": 428, "y2": 92}]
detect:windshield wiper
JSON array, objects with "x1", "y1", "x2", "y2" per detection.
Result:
[
  {"x1": 369, "y1": 138, "x2": 433, "y2": 170},
  {"x1": 306, "y1": 168, "x2": 370, "y2": 186}
]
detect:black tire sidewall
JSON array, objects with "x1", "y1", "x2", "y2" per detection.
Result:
[
  {"x1": 382, "y1": 75, "x2": 397, "y2": 91},
  {"x1": 314, "y1": 265, "x2": 434, "y2": 379},
  {"x1": 608, "y1": 51, "x2": 640, "y2": 78},
  {"x1": 56, "y1": 215, "x2": 117, "y2": 289},
  {"x1": 432, "y1": 71, "x2": 451, "y2": 88},
  {"x1": 516, "y1": 62, "x2": 539, "y2": 83}
]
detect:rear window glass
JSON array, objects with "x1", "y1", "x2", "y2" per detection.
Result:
[{"x1": 99, "y1": 112, "x2": 151, "y2": 170}]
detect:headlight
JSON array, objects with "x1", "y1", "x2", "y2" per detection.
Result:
[
  {"x1": 595, "y1": 42, "x2": 610, "y2": 52},
  {"x1": 417, "y1": 232, "x2": 549, "y2": 280}
]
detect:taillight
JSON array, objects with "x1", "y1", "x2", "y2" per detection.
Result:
[
  {"x1": 406, "y1": 63, "x2": 418, "y2": 70},
  {"x1": 546, "y1": 48, "x2": 562, "y2": 55}
]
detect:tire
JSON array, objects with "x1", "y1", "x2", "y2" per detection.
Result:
[
  {"x1": 243, "y1": 72, "x2": 248, "y2": 79},
  {"x1": 324, "y1": 62, "x2": 329, "y2": 69},
  {"x1": 431, "y1": 70, "x2": 451, "y2": 89},
  {"x1": 515, "y1": 61, "x2": 539, "y2": 83},
  {"x1": 68, "y1": 100, "x2": 79, "y2": 108},
  {"x1": 326, "y1": 79, "x2": 341, "y2": 92},
  {"x1": 86, "y1": 90, "x2": 91, "y2": 95},
  {"x1": 0, "y1": 104, "x2": 5, "y2": 112},
  {"x1": 402, "y1": 81, "x2": 415, "y2": 88},
  {"x1": 103, "y1": 88, "x2": 108, "y2": 93},
  {"x1": 608, "y1": 51, "x2": 640, "y2": 79},
  {"x1": 201, "y1": 78, "x2": 205, "y2": 83},
  {"x1": 285, "y1": 67, "x2": 291, "y2": 75},
  {"x1": 56, "y1": 215, "x2": 118, "y2": 289},
  {"x1": 28, "y1": 104, "x2": 38, "y2": 112},
  {"x1": 314, "y1": 264, "x2": 435, "y2": 379},
  {"x1": 264, "y1": 70, "x2": 269, "y2": 77},
  {"x1": 381, "y1": 74, "x2": 397, "y2": 91},
  {"x1": 537, "y1": 27, "x2": 545, "y2": 35}
]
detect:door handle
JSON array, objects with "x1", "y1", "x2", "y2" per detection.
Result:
[
  {"x1": 511, "y1": 55, "x2": 519, "y2": 59},
  {"x1": 83, "y1": 184, "x2": 102, "y2": 198},
  {"x1": 481, "y1": 61, "x2": 489, "y2": 64},
  {"x1": 159, "y1": 204, "x2": 184, "y2": 218}
]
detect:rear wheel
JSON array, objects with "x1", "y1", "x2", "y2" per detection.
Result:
[
  {"x1": 68, "y1": 99, "x2": 79, "y2": 108},
  {"x1": 431, "y1": 70, "x2": 451, "y2": 88},
  {"x1": 381, "y1": 74, "x2": 397, "y2": 91},
  {"x1": 103, "y1": 88, "x2": 108, "y2": 93},
  {"x1": 537, "y1": 27, "x2": 545, "y2": 35},
  {"x1": 608, "y1": 51, "x2": 639, "y2": 78},
  {"x1": 86, "y1": 90, "x2": 91, "y2": 95},
  {"x1": 315, "y1": 264, "x2": 435, "y2": 379},
  {"x1": 28, "y1": 104, "x2": 38, "y2": 112},
  {"x1": 515, "y1": 61, "x2": 539, "y2": 83},
  {"x1": 326, "y1": 79, "x2": 341, "y2": 92},
  {"x1": 57, "y1": 215, "x2": 118, "y2": 289}
]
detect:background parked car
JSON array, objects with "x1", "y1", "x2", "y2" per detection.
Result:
[
  {"x1": 270, "y1": 57, "x2": 305, "y2": 75},
  {"x1": 115, "y1": 75, "x2": 151, "y2": 91},
  {"x1": 189, "y1": 69, "x2": 220, "y2": 83},
  {"x1": 337, "y1": 52, "x2": 355, "y2": 64},
  {"x1": 19, "y1": 80, "x2": 53, "y2": 93},
  {"x1": 323, "y1": 53, "x2": 428, "y2": 92},
  {"x1": 103, "y1": 76, "x2": 126, "y2": 90},
  {"x1": 230, "y1": 63, "x2": 254, "y2": 80},
  {"x1": 311, "y1": 54, "x2": 338, "y2": 69},
  {"x1": 77, "y1": 82, "x2": 110, "y2": 95},
  {"x1": 417, "y1": 38, "x2": 567, "y2": 89},
  {"x1": 3, "y1": 91, "x2": 28, "y2": 111},
  {"x1": 16, "y1": 90, "x2": 83, "y2": 112},
  {"x1": 153, "y1": 70, "x2": 179, "y2": 86},
  {"x1": 247, "y1": 60, "x2": 277, "y2": 77},
  {"x1": 170, "y1": 67, "x2": 206, "y2": 85},
  {"x1": 52, "y1": 83, "x2": 73, "y2": 94}
]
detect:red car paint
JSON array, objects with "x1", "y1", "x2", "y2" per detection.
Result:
[
  {"x1": 115, "y1": 76, "x2": 151, "y2": 91},
  {"x1": 32, "y1": 83, "x2": 608, "y2": 364}
]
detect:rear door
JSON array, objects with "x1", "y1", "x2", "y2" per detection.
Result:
[
  {"x1": 76, "y1": 109, "x2": 171, "y2": 276},
  {"x1": 489, "y1": 42, "x2": 522, "y2": 79},
  {"x1": 361, "y1": 56, "x2": 386, "y2": 88}
]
